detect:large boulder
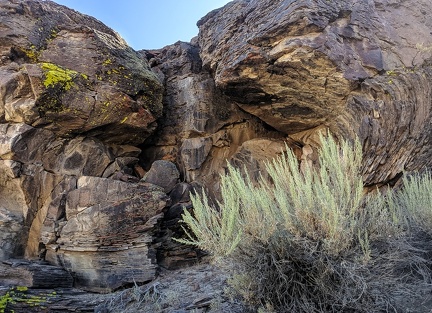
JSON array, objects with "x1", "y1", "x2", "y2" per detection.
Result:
[
  {"x1": 142, "y1": 160, "x2": 180, "y2": 193},
  {"x1": 45, "y1": 177, "x2": 169, "y2": 292},
  {"x1": 0, "y1": 0, "x2": 162, "y2": 145},
  {"x1": 197, "y1": 0, "x2": 432, "y2": 185}
]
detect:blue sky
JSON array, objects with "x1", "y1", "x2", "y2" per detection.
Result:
[{"x1": 52, "y1": 0, "x2": 232, "y2": 50}]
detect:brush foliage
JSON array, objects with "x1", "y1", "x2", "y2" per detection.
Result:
[{"x1": 179, "y1": 133, "x2": 432, "y2": 312}]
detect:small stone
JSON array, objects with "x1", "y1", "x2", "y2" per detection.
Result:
[
  {"x1": 142, "y1": 160, "x2": 180, "y2": 193},
  {"x1": 169, "y1": 183, "x2": 193, "y2": 205}
]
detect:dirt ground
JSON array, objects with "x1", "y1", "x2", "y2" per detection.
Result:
[{"x1": 95, "y1": 261, "x2": 247, "y2": 313}]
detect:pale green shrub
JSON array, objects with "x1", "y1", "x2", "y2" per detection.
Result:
[
  {"x1": 179, "y1": 132, "x2": 431, "y2": 312},
  {"x1": 180, "y1": 133, "x2": 399, "y2": 259},
  {"x1": 265, "y1": 134, "x2": 364, "y2": 256},
  {"x1": 393, "y1": 171, "x2": 432, "y2": 232}
]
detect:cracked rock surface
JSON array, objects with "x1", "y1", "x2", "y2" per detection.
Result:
[{"x1": 1, "y1": 0, "x2": 432, "y2": 309}]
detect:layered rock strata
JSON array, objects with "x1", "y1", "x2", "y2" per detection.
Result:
[
  {"x1": 0, "y1": 0, "x2": 432, "y2": 301},
  {"x1": 0, "y1": 0, "x2": 166, "y2": 292},
  {"x1": 196, "y1": 0, "x2": 432, "y2": 186}
]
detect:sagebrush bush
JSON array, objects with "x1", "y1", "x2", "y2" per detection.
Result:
[
  {"x1": 392, "y1": 171, "x2": 432, "y2": 233},
  {"x1": 179, "y1": 132, "x2": 432, "y2": 312}
]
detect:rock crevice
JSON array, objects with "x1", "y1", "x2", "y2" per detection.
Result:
[{"x1": 1, "y1": 0, "x2": 432, "y2": 303}]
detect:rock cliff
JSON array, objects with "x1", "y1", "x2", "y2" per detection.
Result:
[
  {"x1": 0, "y1": 0, "x2": 166, "y2": 293},
  {"x1": 196, "y1": 0, "x2": 432, "y2": 186},
  {"x1": 1, "y1": 0, "x2": 432, "y2": 310}
]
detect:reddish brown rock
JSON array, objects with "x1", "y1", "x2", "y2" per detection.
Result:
[
  {"x1": 197, "y1": 0, "x2": 432, "y2": 186},
  {"x1": 0, "y1": 0, "x2": 162, "y2": 145},
  {"x1": 141, "y1": 41, "x2": 286, "y2": 192},
  {"x1": 1, "y1": 0, "x2": 432, "y2": 303}
]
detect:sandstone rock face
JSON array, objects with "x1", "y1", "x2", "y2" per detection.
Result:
[
  {"x1": 0, "y1": 121, "x2": 168, "y2": 292},
  {"x1": 142, "y1": 41, "x2": 287, "y2": 194},
  {"x1": 140, "y1": 42, "x2": 288, "y2": 271},
  {"x1": 0, "y1": 0, "x2": 167, "y2": 293},
  {"x1": 1, "y1": 0, "x2": 432, "y2": 300},
  {"x1": 0, "y1": 0, "x2": 162, "y2": 144},
  {"x1": 46, "y1": 178, "x2": 168, "y2": 292},
  {"x1": 198, "y1": 0, "x2": 432, "y2": 186}
]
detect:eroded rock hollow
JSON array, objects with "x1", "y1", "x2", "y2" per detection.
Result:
[{"x1": 1, "y1": 0, "x2": 432, "y2": 298}]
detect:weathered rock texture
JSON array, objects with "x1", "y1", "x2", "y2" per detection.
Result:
[
  {"x1": 0, "y1": 285, "x2": 109, "y2": 313},
  {"x1": 196, "y1": 0, "x2": 432, "y2": 186},
  {"x1": 0, "y1": 0, "x2": 166, "y2": 293},
  {"x1": 142, "y1": 41, "x2": 286, "y2": 196},
  {"x1": 1, "y1": 0, "x2": 432, "y2": 304},
  {"x1": 0, "y1": 0, "x2": 162, "y2": 144},
  {"x1": 0, "y1": 259, "x2": 73, "y2": 288},
  {"x1": 44, "y1": 177, "x2": 168, "y2": 292}
]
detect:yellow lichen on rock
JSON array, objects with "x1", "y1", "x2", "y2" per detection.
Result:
[
  {"x1": 0, "y1": 286, "x2": 56, "y2": 312},
  {"x1": 40, "y1": 62, "x2": 79, "y2": 90},
  {"x1": 15, "y1": 287, "x2": 28, "y2": 292},
  {"x1": 102, "y1": 58, "x2": 113, "y2": 66},
  {"x1": 23, "y1": 45, "x2": 40, "y2": 62},
  {"x1": 0, "y1": 290, "x2": 14, "y2": 313}
]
